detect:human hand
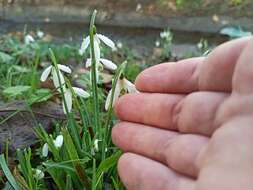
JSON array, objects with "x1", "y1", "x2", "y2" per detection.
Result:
[{"x1": 112, "y1": 37, "x2": 253, "y2": 190}]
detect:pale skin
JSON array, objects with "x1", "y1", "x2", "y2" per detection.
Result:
[{"x1": 111, "y1": 36, "x2": 253, "y2": 190}]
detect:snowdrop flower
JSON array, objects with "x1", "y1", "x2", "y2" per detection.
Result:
[
  {"x1": 79, "y1": 34, "x2": 116, "y2": 57},
  {"x1": 160, "y1": 31, "x2": 171, "y2": 39},
  {"x1": 53, "y1": 135, "x2": 64, "y2": 148},
  {"x1": 63, "y1": 87, "x2": 90, "y2": 114},
  {"x1": 136, "y1": 3, "x2": 142, "y2": 12},
  {"x1": 86, "y1": 58, "x2": 117, "y2": 71},
  {"x1": 42, "y1": 135, "x2": 64, "y2": 157},
  {"x1": 24, "y1": 34, "x2": 35, "y2": 45},
  {"x1": 37, "y1": 30, "x2": 44, "y2": 38},
  {"x1": 40, "y1": 64, "x2": 71, "y2": 91},
  {"x1": 34, "y1": 169, "x2": 44, "y2": 179},
  {"x1": 42, "y1": 143, "x2": 49, "y2": 157},
  {"x1": 94, "y1": 139, "x2": 101, "y2": 152},
  {"x1": 116, "y1": 42, "x2": 123, "y2": 49},
  {"x1": 155, "y1": 40, "x2": 160, "y2": 47},
  {"x1": 105, "y1": 78, "x2": 138, "y2": 110}
]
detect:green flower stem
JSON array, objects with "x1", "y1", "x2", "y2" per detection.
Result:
[
  {"x1": 89, "y1": 10, "x2": 101, "y2": 137},
  {"x1": 102, "y1": 61, "x2": 127, "y2": 160}
]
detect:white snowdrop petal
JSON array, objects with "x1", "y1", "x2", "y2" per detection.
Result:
[
  {"x1": 79, "y1": 36, "x2": 90, "y2": 55},
  {"x1": 25, "y1": 35, "x2": 35, "y2": 44},
  {"x1": 85, "y1": 58, "x2": 92, "y2": 68},
  {"x1": 58, "y1": 64, "x2": 72, "y2": 74},
  {"x1": 94, "y1": 139, "x2": 99, "y2": 152},
  {"x1": 105, "y1": 89, "x2": 112, "y2": 111},
  {"x1": 35, "y1": 169, "x2": 44, "y2": 179},
  {"x1": 124, "y1": 79, "x2": 138, "y2": 93},
  {"x1": 73, "y1": 87, "x2": 90, "y2": 98},
  {"x1": 63, "y1": 90, "x2": 72, "y2": 114},
  {"x1": 100, "y1": 58, "x2": 117, "y2": 70},
  {"x1": 42, "y1": 143, "x2": 49, "y2": 157},
  {"x1": 94, "y1": 39, "x2": 101, "y2": 62},
  {"x1": 37, "y1": 31, "x2": 44, "y2": 38},
  {"x1": 54, "y1": 135, "x2": 64, "y2": 148},
  {"x1": 97, "y1": 34, "x2": 115, "y2": 49},
  {"x1": 40, "y1": 65, "x2": 52, "y2": 82},
  {"x1": 105, "y1": 80, "x2": 122, "y2": 110},
  {"x1": 52, "y1": 68, "x2": 66, "y2": 91}
]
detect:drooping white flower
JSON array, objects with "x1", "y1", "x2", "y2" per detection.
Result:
[
  {"x1": 42, "y1": 143, "x2": 49, "y2": 157},
  {"x1": 40, "y1": 64, "x2": 71, "y2": 91},
  {"x1": 94, "y1": 139, "x2": 101, "y2": 152},
  {"x1": 79, "y1": 34, "x2": 115, "y2": 56},
  {"x1": 37, "y1": 30, "x2": 44, "y2": 38},
  {"x1": 105, "y1": 78, "x2": 138, "y2": 110},
  {"x1": 53, "y1": 135, "x2": 64, "y2": 148},
  {"x1": 42, "y1": 135, "x2": 64, "y2": 157},
  {"x1": 86, "y1": 58, "x2": 117, "y2": 71},
  {"x1": 155, "y1": 40, "x2": 160, "y2": 47},
  {"x1": 136, "y1": 3, "x2": 142, "y2": 12},
  {"x1": 116, "y1": 42, "x2": 123, "y2": 49},
  {"x1": 34, "y1": 169, "x2": 44, "y2": 179},
  {"x1": 160, "y1": 31, "x2": 171, "y2": 39},
  {"x1": 63, "y1": 87, "x2": 90, "y2": 114},
  {"x1": 24, "y1": 34, "x2": 35, "y2": 45}
]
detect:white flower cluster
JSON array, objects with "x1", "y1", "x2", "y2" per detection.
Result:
[
  {"x1": 79, "y1": 33, "x2": 117, "y2": 80},
  {"x1": 42, "y1": 135, "x2": 64, "y2": 157},
  {"x1": 40, "y1": 63, "x2": 90, "y2": 114},
  {"x1": 160, "y1": 31, "x2": 171, "y2": 39},
  {"x1": 24, "y1": 30, "x2": 45, "y2": 45},
  {"x1": 79, "y1": 31, "x2": 138, "y2": 110},
  {"x1": 105, "y1": 78, "x2": 137, "y2": 110}
]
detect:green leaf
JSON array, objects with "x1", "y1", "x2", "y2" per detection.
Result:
[
  {"x1": 44, "y1": 161, "x2": 76, "y2": 173},
  {"x1": 0, "y1": 154, "x2": 20, "y2": 190},
  {"x1": 3, "y1": 86, "x2": 31, "y2": 97},
  {"x1": 28, "y1": 88, "x2": 53, "y2": 104},
  {"x1": 220, "y1": 26, "x2": 252, "y2": 38},
  {"x1": 96, "y1": 151, "x2": 122, "y2": 181},
  {"x1": 0, "y1": 52, "x2": 13, "y2": 63},
  {"x1": 12, "y1": 65, "x2": 31, "y2": 73}
]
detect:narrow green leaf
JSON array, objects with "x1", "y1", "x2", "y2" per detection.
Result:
[
  {"x1": 3, "y1": 85, "x2": 31, "y2": 97},
  {"x1": 0, "y1": 154, "x2": 20, "y2": 190},
  {"x1": 0, "y1": 52, "x2": 13, "y2": 63},
  {"x1": 96, "y1": 151, "x2": 122, "y2": 181}
]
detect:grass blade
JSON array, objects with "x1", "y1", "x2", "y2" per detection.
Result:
[{"x1": 0, "y1": 154, "x2": 20, "y2": 190}]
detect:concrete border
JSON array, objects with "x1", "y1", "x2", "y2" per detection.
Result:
[{"x1": 1, "y1": 5, "x2": 253, "y2": 34}]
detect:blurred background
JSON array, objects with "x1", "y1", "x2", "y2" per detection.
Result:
[{"x1": 1, "y1": 0, "x2": 252, "y2": 63}]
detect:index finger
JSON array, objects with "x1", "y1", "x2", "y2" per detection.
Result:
[{"x1": 135, "y1": 37, "x2": 251, "y2": 93}]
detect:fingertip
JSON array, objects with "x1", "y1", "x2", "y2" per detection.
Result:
[
  {"x1": 114, "y1": 94, "x2": 129, "y2": 118},
  {"x1": 114, "y1": 93, "x2": 140, "y2": 120},
  {"x1": 135, "y1": 63, "x2": 174, "y2": 92},
  {"x1": 135, "y1": 58, "x2": 202, "y2": 93},
  {"x1": 117, "y1": 153, "x2": 136, "y2": 188},
  {"x1": 111, "y1": 123, "x2": 119, "y2": 146},
  {"x1": 111, "y1": 122, "x2": 125, "y2": 146}
]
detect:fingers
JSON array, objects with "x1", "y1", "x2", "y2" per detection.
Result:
[
  {"x1": 115, "y1": 93, "x2": 183, "y2": 130},
  {"x1": 118, "y1": 153, "x2": 196, "y2": 190},
  {"x1": 233, "y1": 38, "x2": 253, "y2": 94},
  {"x1": 115, "y1": 92, "x2": 228, "y2": 136},
  {"x1": 198, "y1": 36, "x2": 251, "y2": 92},
  {"x1": 112, "y1": 122, "x2": 209, "y2": 177},
  {"x1": 197, "y1": 116, "x2": 253, "y2": 190},
  {"x1": 135, "y1": 37, "x2": 252, "y2": 93},
  {"x1": 135, "y1": 57, "x2": 201, "y2": 93}
]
